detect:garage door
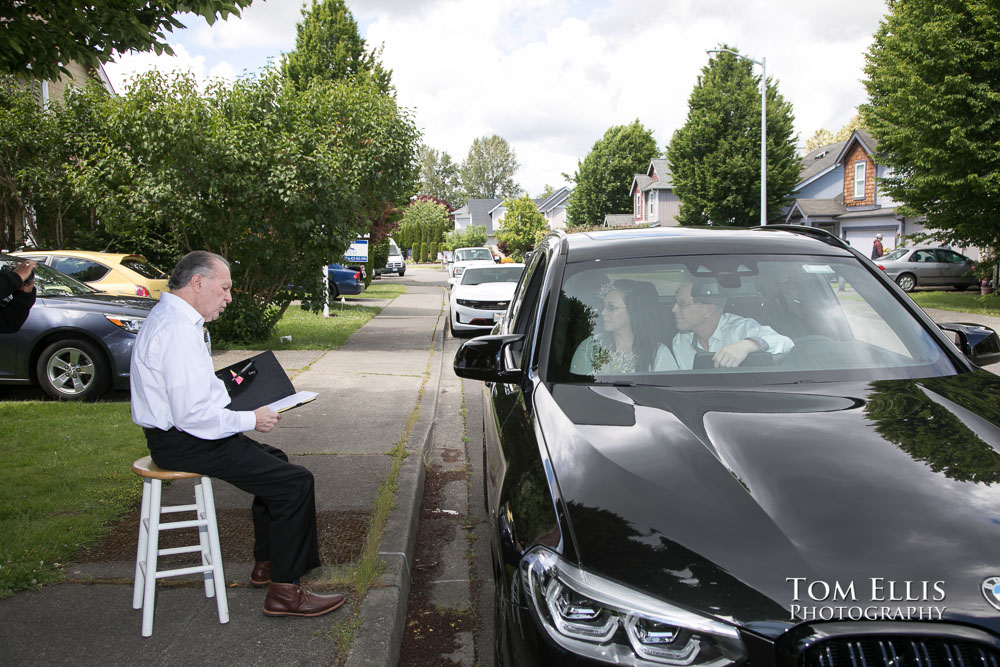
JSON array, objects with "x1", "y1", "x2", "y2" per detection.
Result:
[{"x1": 845, "y1": 229, "x2": 894, "y2": 258}]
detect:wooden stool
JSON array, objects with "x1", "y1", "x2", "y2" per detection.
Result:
[{"x1": 131, "y1": 456, "x2": 229, "y2": 637}]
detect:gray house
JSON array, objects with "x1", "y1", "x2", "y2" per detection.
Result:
[
  {"x1": 604, "y1": 159, "x2": 681, "y2": 227},
  {"x1": 451, "y1": 198, "x2": 502, "y2": 247}
]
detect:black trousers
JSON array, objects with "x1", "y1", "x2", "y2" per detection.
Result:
[{"x1": 143, "y1": 428, "x2": 321, "y2": 583}]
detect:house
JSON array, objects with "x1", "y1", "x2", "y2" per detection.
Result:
[
  {"x1": 19, "y1": 60, "x2": 116, "y2": 106},
  {"x1": 783, "y1": 129, "x2": 953, "y2": 257},
  {"x1": 451, "y1": 198, "x2": 502, "y2": 247},
  {"x1": 489, "y1": 186, "x2": 573, "y2": 233},
  {"x1": 603, "y1": 159, "x2": 681, "y2": 227}
]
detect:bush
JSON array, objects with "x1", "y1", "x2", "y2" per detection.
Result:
[
  {"x1": 207, "y1": 291, "x2": 283, "y2": 345},
  {"x1": 429, "y1": 241, "x2": 439, "y2": 262}
]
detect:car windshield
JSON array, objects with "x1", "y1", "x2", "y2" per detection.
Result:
[
  {"x1": 461, "y1": 266, "x2": 523, "y2": 285},
  {"x1": 122, "y1": 258, "x2": 168, "y2": 279},
  {"x1": 881, "y1": 248, "x2": 909, "y2": 261},
  {"x1": 457, "y1": 249, "x2": 493, "y2": 262},
  {"x1": 546, "y1": 254, "x2": 956, "y2": 385},
  {"x1": 0, "y1": 257, "x2": 96, "y2": 297}
]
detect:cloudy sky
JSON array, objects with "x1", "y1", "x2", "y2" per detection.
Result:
[{"x1": 104, "y1": 0, "x2": 889, "y2": 198}]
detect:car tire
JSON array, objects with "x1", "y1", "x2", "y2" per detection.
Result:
[
  {"x1": 449, "y1": 312, "x2": 458, "y2": 337},
  {"x1": 398, "y1": 268, "x2": 405, "y2": 277},
  {"x1": 896, "y1": 273, "x2": 917, "y2": 292},
  {"x1": 36, "y1": 338, "x2": 110, "y2": 400},
  {"x1": 329, "y1": 282, "x2": 340, "y2": 299}
]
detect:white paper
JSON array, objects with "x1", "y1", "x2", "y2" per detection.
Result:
[{"x1": 267, "y1": 391, "x2": 318, "y2": 413}]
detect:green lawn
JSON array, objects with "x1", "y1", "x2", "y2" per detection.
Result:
[
  {"x1": 907, "y1": 290, "x2": 1000, "y2": 317},
  {"x1": 216, "y1": 284, "x2": 407, "y2": 351},
  {"x1": 0, "y1": 402, "x2": 147, "y2": 597},
  {"x1": 0, "y1": 283, "x2": 407, "y2": 597}
]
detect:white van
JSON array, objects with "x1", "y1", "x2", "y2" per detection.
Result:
[{"x1": 380, "y1": 238, "x2": 405, "y2": 276}]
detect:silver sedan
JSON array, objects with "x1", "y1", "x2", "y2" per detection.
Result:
[{"x1": 875, "y1": 246, "x2": 978, "y2": 292}]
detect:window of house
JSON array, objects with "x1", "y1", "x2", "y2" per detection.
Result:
[
  {"x1": 648, "y1": 193, "x2": 655, "y2": 217},
  {"x1": 854, "y1": 161, "x2": 866, "y2": 200},
  {"x1": 634, "y1": 192, "x2": 642, "y2": 217}
]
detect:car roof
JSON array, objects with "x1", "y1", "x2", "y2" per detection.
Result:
[
  {"x1": 11, "y1": 250, "x2": 146, "y2": 263},
  {"x1": 559, "y1": 227, "x2": 854, "y2": 263}
]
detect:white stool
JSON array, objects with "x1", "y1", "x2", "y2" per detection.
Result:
[{"x1": 131, "y1": 456, "x2": 229, "y2": 637}]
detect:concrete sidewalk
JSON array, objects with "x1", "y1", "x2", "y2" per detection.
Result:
[{"x1": 0, "y1": 283, "x2": 448, "y2": 666}]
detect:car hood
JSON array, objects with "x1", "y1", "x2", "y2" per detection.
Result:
[
  {"x1": 453, "y1": 283, "x2": 517, "y2": 300},
  {"x1": 537, "y1": 372, "x2": 1000, "y2": 636},
  {"x1": 39, "y1": 293, "x2": 157, "y2": 315}
]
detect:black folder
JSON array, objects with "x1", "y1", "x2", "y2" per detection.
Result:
[{"x1": 214, "y1": 350, "x2": 316, "y2": 412}]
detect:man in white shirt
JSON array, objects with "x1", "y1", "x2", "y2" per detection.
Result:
[
  {"x1": 671, "y1": 279, "x2": 794, "y2": 369},
  {"x1": 131, "y1": 251, "x2": 343, "y2": 618}
]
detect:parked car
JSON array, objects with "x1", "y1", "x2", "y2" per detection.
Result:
[
  {"x1": 875, "y1": 246, "x2": 978, "y2": 292},
  {"x1": 376, "y1": 238, "x2": 406, "y2": 277},
  {"x1": 454, "y1": 226, "x2": 1000, "y2": 667},
  {"x1": 449, "y1": 263, "x2": 525, "y2": 336},
  {"x1": 327, "y1": 263, "x2": 365, "y2": 298},
  {"x1": 0, "y1": 253, "x2": 155, "y2": 399},
  {"x1": 449, "y1": 246, "x2": 496, "y2": 280},
  {"x1": 12, "y1": 250, "x2": 170, "y2": 299}
]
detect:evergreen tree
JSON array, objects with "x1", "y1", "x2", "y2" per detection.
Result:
[
  {"x1": 862, "y1": 0, "x2": 1000, "y2": 261},
  {"x1": 669, "y1": 47, "x2": 799, "y2": 226},
  {"x1": 283, "y1": 0, "x2": 392, "y2": 93},
  {"x1": 566, "y1": 120, "x2": 659, "y2": 227}
]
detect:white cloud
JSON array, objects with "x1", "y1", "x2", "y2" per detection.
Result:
[
  {"x1": 104, "y1": 44, "x2": 210, "y2": 92},
  {"x1": 102, "y1": 0, "x2": 890, "y2": 197}
]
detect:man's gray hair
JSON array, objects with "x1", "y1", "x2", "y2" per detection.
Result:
[{"x1": 168, "y1": 251, "x2": 229, "y2": 290}]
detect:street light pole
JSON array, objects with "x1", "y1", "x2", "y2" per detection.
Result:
[{"x1": 706, "y1": 48, "x2": 767, "y2": 226}]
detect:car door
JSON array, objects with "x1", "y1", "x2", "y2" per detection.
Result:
[
  {"x1": 935, "y1": 249, "x2": 975, "y2": 287},
  {"x1": 910, "y1": 248, "x2": 944, "y2": 286}
]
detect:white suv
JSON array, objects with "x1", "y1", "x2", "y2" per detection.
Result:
[{"x1": 449, "y1": 247, "x2": 496, "y2": 281}]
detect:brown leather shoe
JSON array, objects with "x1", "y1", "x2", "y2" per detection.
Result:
[
  {"x1": 263, "y1": 582, "x2": 345, "y2": 617},
  {"x1": 250, "y1": 561, "x2": 270, "y2": 587}
]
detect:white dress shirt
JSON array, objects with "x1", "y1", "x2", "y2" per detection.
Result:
[
  {"x1": 131, "y1": 292, "x2": 256, "y2": 439},
  {"x1": 671, "y1": 312, "x2": 794, "y2": 370}
]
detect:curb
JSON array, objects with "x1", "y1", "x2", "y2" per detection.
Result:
[{"x1": 345, "y1": 288, "x2": 447, "y2": 667}]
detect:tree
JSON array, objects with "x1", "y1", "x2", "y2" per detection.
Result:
[
  {"x1": 461, "y1": 135, "x2": 520, "y2": 200},
  {"x1": 861, "y1": 0, "x2": 1000, "y2": 266},
  {"x1": 282, "y1": 0, "x2": 391, "y2": 93},
  {"x1": 0, "y1": 0, "x2": 254, "y2": 80},
  {"x1": 804, "y1": 112, "x2": 865, "y2": 153},
  {"x1": 566, "y1": 120, "x2": 659, "y2": 227},
  {"x1": 668, "y1": 47, "x2": 799, "y2": 226},
  {"x1": 496, "y1": 195, "x2": 546, "y2": 261},
  {"x1": 398, "y1": 198, "x2": 450, "y2": 257},
  {"x1": 70, "y1": 68, "x2": 418, "y2": 343},
  {"x1": 417, "y1": 144, "x2": 464, "y2": 208},
  {"x1": 444, "y1": 224, "x2": 488, "y2": 251}
]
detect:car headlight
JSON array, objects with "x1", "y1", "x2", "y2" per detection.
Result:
[
  {"x1": 456, "y1": 299, "x2": 476, "y2": 307},
  {"x1": 521, "y1": 548, "x2": 746, "y2": 666},
  {"x1": 104, "y1": 314, "x2": 145, "y2": 333}
]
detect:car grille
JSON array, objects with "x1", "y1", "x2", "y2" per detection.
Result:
[
  {"x1": 801, "y1": 637, "x2": 1000, "y2": 667},
  {"x1": 457, "y1": 299, "x2": 508, "y2": 310}
]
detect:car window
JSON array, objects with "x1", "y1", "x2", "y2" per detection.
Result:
[
  {"x1": 460, "y1": 266, "x2": 524, "y2": 285},
  {"x1": 936, "y1": 249, "x2": 969, "y2": 264},
  {"x1": 881, "y1": 248, "x2": 908, "y2": 261},
  {"x1": 51, "y1": 257, "x2": 109, "y2": 282},
  {"x1": 546, "y1": 254, "x2": 955, "y2": 384},
  {"x1": 912, "y1": 250, "x2": 937, "y2": 263},
  {"x1": 457, "y1": 248, "x2": 493, "y2": 262},
  {"x1": 0, "y1": 257, "x2": 95, "y2": 297},
  {"x1": 121, "y1": 258, "x2": 167, "y2": 279}
]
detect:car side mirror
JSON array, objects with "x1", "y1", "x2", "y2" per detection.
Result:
[
  {"x1": 938, "y1": 322, "x2": 1000, "y2": 367},
  {"x1": 454, "y1": 334, "x2": 525, "y2": 383}
]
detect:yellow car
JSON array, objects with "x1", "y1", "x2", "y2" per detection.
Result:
[{"x1": 11, "y1": 250, "x2": 169, "y2": 299}]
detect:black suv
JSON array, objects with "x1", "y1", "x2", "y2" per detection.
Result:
[{"x1": 455, "y1": 226, "x2": 1000, "y2": 666}]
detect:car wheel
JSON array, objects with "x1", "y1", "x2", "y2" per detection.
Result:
[
  {"x1": 896, "y1": 273, "x2": 917, "y2": 292},
  {"x1": 329, "y1": 283, "x2": 340, "y2": 299},
  {"x1": 36, "y1": 338, "x2": 110, "y2": 400},
  {"x1": 449, "y1": 311, "x2": 458, "y2": 337},
  {"x1": 398, "y1": 268, "x2": 405, "y2": 277}
]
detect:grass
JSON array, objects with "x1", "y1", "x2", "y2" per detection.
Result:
[
  {"x1": 908, "y1": 290, "x2": 1000, "y2": 317},
  {"x1": 0, "y1": 402, "x2": 147, "y2": 597},
  {"x1": 216, "y1": 284, "x2": 407, "y2": 351}
]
